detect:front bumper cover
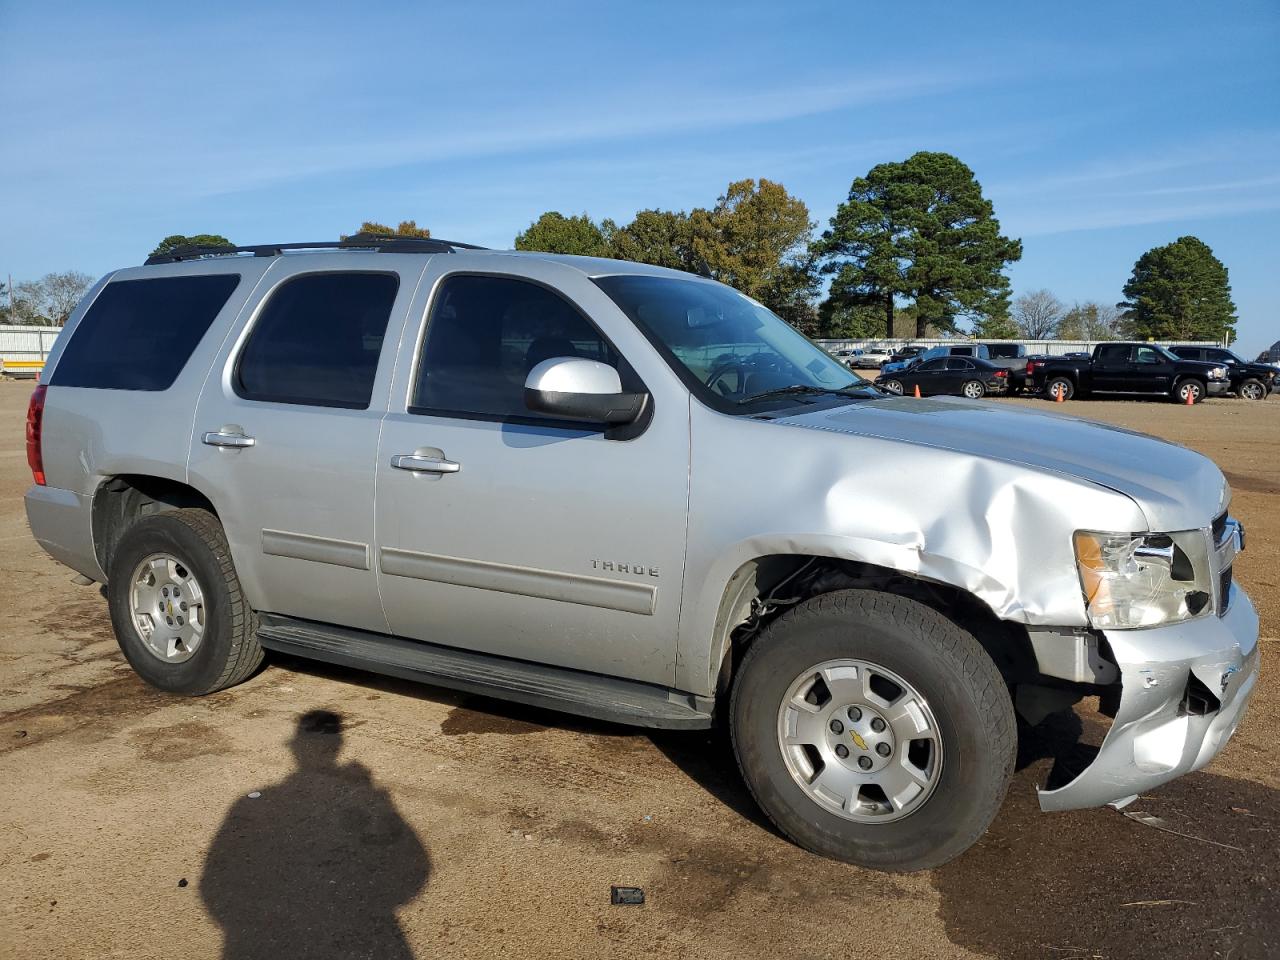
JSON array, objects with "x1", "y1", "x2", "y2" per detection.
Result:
[
  {"x1": 1037, "y1": 585, "x2": 1260, "y2": 811},
  {"x1": 1207, "y1": 379, "x2": 1230, "y2": 396}
]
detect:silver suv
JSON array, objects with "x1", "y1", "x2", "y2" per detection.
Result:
[{"x1": 24, "y1": 236, "x2": 1258, "y2": 871}]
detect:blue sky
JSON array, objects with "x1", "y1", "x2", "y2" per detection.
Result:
[{"x1": 1, "y1": 1, "x2": 1277, "y2": 354}]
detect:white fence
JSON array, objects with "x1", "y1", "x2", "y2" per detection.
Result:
[
  {"x1": 814, "y1": 337, "x2": 1222, "y2": 357},
  {"x1": 0, "y1": 324, "x2": 63, "y2": 364}
]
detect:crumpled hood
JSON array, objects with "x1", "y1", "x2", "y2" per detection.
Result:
[{"x1": 775, "y1": 396, "x2": 1229, "y2": 531}]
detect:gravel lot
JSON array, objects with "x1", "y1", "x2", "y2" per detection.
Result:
[{"x1": 1, "y1": 379, "x2": 1276, "y2": 960}]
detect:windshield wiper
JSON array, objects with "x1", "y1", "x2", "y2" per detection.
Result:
[{"x1": 737, "y1": 384, "x2": 871, "y2": 405}]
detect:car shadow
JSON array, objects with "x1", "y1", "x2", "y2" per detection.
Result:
[
  {"x1": 933, "y1": 711, "x2": 1280, "y2": 960},
  {"x1": 201, "y1": 709, "x2": 430, "y2": 960}
]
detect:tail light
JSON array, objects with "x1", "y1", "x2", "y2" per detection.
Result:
[
  {"x1": 995, "y1": 369, "x2": 1008, "y2": 377},
  {"x1": 1025, "y1": 360, "x2": 1039, "y2": 375},
  {"x1": 26, "y1": 384, "x2": 47, "y2": 486}
]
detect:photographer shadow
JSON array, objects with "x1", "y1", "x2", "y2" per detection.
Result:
[{"x1": 201, "y1": 710, "x2": 429, "y2": 960}]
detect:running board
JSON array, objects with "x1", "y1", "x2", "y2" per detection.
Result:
[{"x1": 255, "y1": 614, "x2": 714, "y2": 730}]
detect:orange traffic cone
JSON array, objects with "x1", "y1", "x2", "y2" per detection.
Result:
[
  {"x1": 1185, "y1": 387, "x2": 1195, "y2": 406},
  {"x1": 1055, "y1": 385, "x2": 1064, "y2": 403},
  {"x1": 913, "y1": 384, "x2": 921, "y2": 398}
]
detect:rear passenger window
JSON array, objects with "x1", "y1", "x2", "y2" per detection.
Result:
[
  {"x1": 236, "y1": 272, "x2": 399, "y2": 409},
  {"x1": 412, "y1": 274, "x2": 618, "y2": 421},
  {"x1": 51, "y1": 275, "x2": 240, "y2": 391},
  {"x1": 1097, "y1": 344, "x2": 1129, "y2": 363},
  {"x1": 945, "y1": 358, "x2": 973, "y2": 370}
]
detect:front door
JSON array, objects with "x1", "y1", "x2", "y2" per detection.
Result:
[
  {"x1": 1128, "y1": 344, "x2": 1176, "y2": 393},
  {"x1": 374, "y1": 264, "x2": 690, "y2": 687},
  {"x1": 911, "y1": 357, "x2": 949, "y2": 395},
  {"x1": 189, "y1": 261, "x2": 419, "y2": 632}
]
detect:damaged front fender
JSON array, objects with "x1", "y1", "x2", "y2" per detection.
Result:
[{"x1": 677, "y1": 400, "x2": 1148, "y2": 695}]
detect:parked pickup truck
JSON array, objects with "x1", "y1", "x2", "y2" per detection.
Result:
[
  {"x1": 1030, "y1": 342, "x2": 1230, "y2": 403},
  {"x1": 980, "y1": 342, "x2": 1030, "y2": 392},
  {"x1": 25, "y1": 236, "x2": 1258, "y2": 872},
  {"x1": 1168, "y1": 345, "x2": 1277, "y2": 401}
]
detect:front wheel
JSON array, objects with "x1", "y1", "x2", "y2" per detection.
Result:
[
  {"x1": 1174, "y1": 378, "x2": 1205, "y2": 403},
  {"x1": 106, "y1": 509, "x2": 263, "y2": 695},
  {"x1": 730, "y1": 590, "x2": 1015, "y2": 872},
  {"x1": 882, "y1": 379, "x2": 904, "y2": 395},
  {"x1": 961, "y1": 380, "x2": 986, "y2": 399}
]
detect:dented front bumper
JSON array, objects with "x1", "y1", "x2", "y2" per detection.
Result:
[{"x1": 1037, "y1": 585, "x2": 1260, "y2": 811}]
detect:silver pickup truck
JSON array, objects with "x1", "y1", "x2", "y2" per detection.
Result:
[{"x1": 24, "y1": 236, "x2": 1258, "y2": 872}]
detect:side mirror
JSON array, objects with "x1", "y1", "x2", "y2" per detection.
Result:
[{"x1": 523, "y1": 357, "x2": 648, "y2": 426}]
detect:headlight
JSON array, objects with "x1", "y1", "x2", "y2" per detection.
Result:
[
  {"x1": 1210, "y1": 366, "x2": 1228, "y2": 379},
  {"x1": 1073, "y1": 530, "x2": 1213, "y2": 628}
]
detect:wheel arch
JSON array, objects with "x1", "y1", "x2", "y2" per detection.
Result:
[
  {"x1": 91, "y1": 474, "x2": 221, "y2": 579},
  {"x1": 702, "y1": 550, "x2": 1036, "y2": 706}
]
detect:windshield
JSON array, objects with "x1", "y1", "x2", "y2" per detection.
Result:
[{"x1": 594, "y1": 274, "x2": 877, "y2": 411}]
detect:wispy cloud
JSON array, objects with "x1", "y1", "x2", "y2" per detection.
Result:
[{"x1": 2, "y1": 69, "x2": 967, "y2": 204}]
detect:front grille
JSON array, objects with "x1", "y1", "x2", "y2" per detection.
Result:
[
  {"x1": 1212, "y1": 511, "x2": 1228, "y2": 544},
  {"x1": 1219, "y1": 566, "x2": 1234, "y2": 616}
]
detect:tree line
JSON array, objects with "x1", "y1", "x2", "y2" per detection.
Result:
[{"x1": 2, "y1": 157, "x2": 1239, "y2": 345}]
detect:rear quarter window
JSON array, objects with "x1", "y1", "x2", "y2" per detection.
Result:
[{"x1": 51, "y1": 274, "x2": 241, "y2": 391}]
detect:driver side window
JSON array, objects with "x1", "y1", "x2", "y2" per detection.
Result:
[
  {"x1": 412, "y1": 274, "x2": 618, "y2": 421},
  {"x1": 1135, "y1": 346, "x2": 1163, "y2": 365}
]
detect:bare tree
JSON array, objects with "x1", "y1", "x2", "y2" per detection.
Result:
[
  {"x1": 1012, "y1": 289, "x2": 1064, "y2": 339},
  {"x1": 1, "y1": 271, "x2": 95, "y2": 325},
  {"x1": 10, "y1": 280, "x2": 49, "y2": 325},
  {"x1": 1059, "y1": 301, "x2": 1122, "y2": 340},
  {"x1": 41, "y1": 271, "x2": 95, "y2": 325}
]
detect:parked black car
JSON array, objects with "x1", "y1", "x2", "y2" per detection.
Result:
[
  {"x1": 1168, "y1": 345, "x2": 1277, "y2": 400},
  {"x1": 876, "y1": 356, "x2": 1010, "y2": 398},
  {"x1": 1030, "y1": 342, "x2": 1230, "y2": 403}
]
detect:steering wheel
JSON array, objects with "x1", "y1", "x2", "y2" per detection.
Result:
[{"x1": 704, "y1": 361, "x2": 750, "y2": 397}]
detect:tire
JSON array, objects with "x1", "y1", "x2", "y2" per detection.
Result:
[
  {"x1": 961, "y1": 380, "x2": 986, "y2": 399},
  {"x1": 106, "y1": 509, "x2": 263, "y2": 695},
  {"x1": 1238, "y1": 379, "x2": 1266, "y2": 401},
  {"x1": 883, "y1": 379, "x2": 904, "y2": 395},
  {"x1": 1173, "y1": 378, "x2": 1205, "y2": 404},
  {"x1": 1046, "y1": 377, "x2": 1074, "y2": 401},
  {"x1": 730, "y1": 589, "x2": 1015, "y2": 872}
]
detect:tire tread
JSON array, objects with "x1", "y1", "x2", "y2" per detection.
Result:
[{"x1": 729, "y1": 588, "x2": 1014, "y2": 870}]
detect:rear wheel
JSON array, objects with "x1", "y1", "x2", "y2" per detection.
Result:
[
  {"x1": 1238, "y1": 379, "x2": 1266, "y2": 401},
  {"x1": 730, "y1": 589, "x2": 1015, "y2": 872},
  {"x1": 961, "y1": 380, "x2": 986, "y2": 399},
  {"x1": 107, "y1": 509, "x2": 263, "y2": 695},
  {"x1": 1046, "y1": 377, "x2": 1074, "y2": 401},
  {"x1": 1174, "y1": 378, "x2": 1205, "y2": 404}
]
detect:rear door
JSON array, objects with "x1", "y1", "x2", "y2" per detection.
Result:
[
  {"x1": 189, "y1": 258, "x2": 424, "y2": 632},
  {"x1": 1091, "y1": 343, "x2": 1132, "y2": 392},
  {"x1": 945, "y1": 357, "x2": 976, "y2": 392}
]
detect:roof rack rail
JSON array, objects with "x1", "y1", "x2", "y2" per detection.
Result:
[{"x1": 144, "y1": 233, "x2": 487, "y2": 265}]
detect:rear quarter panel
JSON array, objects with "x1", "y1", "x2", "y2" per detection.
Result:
[{"x1": 39, "y1": 260, "x2": 272, "y2": 498}]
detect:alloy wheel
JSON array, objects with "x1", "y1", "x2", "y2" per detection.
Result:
[{"x1": 776, "y1": 658, "x2": 943, "y2": 823}]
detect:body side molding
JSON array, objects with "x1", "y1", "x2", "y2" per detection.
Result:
[
  {"x1": 379, "y1": 547, "x2": 656, "y2": 615},
  {"x1": 262, "y1": 529, "x2": 370, "y2": 571}
]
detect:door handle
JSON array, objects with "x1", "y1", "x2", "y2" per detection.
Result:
[
  {"x1": 391, "y1": 454, "x2": 460, "y2": 474},
  {"x1": 202, "y1": 430, "x2": 256, "y2": 448}
]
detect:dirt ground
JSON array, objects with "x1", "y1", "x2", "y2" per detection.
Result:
[{"x1": 1, "y1": 379, "x2": 1276, "y2": 960}]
